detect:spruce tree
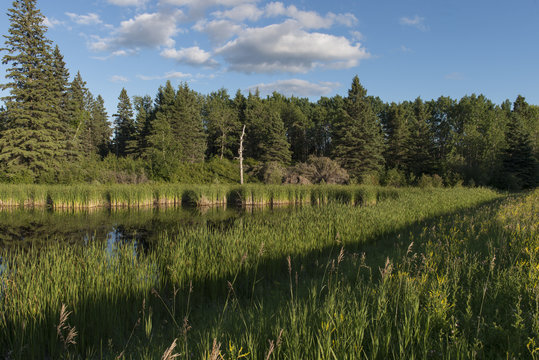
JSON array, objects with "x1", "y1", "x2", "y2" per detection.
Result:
[
  {"x1": 113, "y1": 88, "x2": 135, "y2": 157},
  {"x1": 128, "y1": 95, "x2": 153, "y2": 158},
  {"x1": 406, "y1": 97, "x2": 437, "y2": 177},
  {"x1": 89, "y1": 95, "x2": 112, "y2": 158},
  {"x1": 382, "y1": 102, "x2": 411, "y2": 171},
  {"x1": 205, "y1": 89, "x2": 240, "y2": 159},
  {"x1": 332, "y1": 76, "x2": 384, "y2": 180},
  {"x1": 173, "y1": 83, "x2": 206, "y2": 163},
  {"x1": 500, "y1": 96, "x2": 539, "y2": 189},
  {"x1": 0, "y1": 0, "x2": 67, "y2": 181},
  {"x1": 244, "y1": 91, "x2": 290, "y2": 164},
  {"x1": 144, "y1": 81, "x2": 178, "y2": 179}
]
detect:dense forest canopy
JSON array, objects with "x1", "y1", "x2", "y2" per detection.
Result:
[{"x1": 1, "y1": 0, "x2": 538, "y2": 189}]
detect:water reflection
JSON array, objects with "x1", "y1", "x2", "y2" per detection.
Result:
[{"x1": 0, "y1": 205, "x2": 290, "y2": 250}]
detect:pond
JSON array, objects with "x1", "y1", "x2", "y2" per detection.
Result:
[{"x1": 0, "y1": 205, "x2": 297, "y2": 251}]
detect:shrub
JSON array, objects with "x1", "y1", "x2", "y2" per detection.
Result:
[{"x1": 285, "y1": 156, "x2": 349, "y2": 185}]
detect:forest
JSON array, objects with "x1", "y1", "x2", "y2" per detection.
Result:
[{"x1": 1, "y1": 0, "x2": 538, "y2": 189}]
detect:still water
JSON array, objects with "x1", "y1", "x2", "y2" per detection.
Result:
[{"x1": 0, "y1": 205, "x2": 293, "y2": 251}]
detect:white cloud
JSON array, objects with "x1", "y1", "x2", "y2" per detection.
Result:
[
  {"x1": 212, "y1": 4, "x2": 263, "y2": 22},
  {"x1": 66, "y1": 12, "x2": 102, "y2": 25},
  {"x1": 193, "y1": 19, "x2": 243, "y2": 44},
  {"x1": 400, "y1": 45, "x2": 412, "y2": 53},
  {"x1": 107, "y1": 0, "x2": 149, "y2": 6},
  {"x1": 216, "y1": 20, "x2": 370, "y2": 73},
  {"x1": 248, "y1": 79, "x2": 340, "y2": 97},
  {"x1": 42, "y1": 16, "x2": 62, "y2": 28},
  {"x1": 160, "y1": 0, "x2": 257, "y2": 18},
  {"x1": 264, "y1": 2, "x2": 357, "y2": 29},
  {"x1": 137, "y1": 71, "x2": 192, "y2": 80},
  {"x1": 110, "y1": 75, "x2": 129, "y2": 83},
  {"x1": 400, "y1": 15, "x2": 428, "y2": 31},
  {"x1": 89, "y1": 11, "x2": 184, "y2": 51},
  {"x1": 445, "y1": 72, "x2": 464, "y2": 80},
  {"x1": 161, "y1": 46, "x2": 219, "y2": 67}
]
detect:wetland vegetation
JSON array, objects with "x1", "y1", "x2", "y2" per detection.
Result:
[{"x1": 1, "y1": 186, "x2": 538, "y2": 359}]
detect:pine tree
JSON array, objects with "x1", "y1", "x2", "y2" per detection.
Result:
[
  {"x1": 113, "y1": 88, "x2": 135, "y2": 157},
  {"x1": 66, "y1": 71, "x2": 91, "y2": 144},
  {"x1": 173, "y1": 83, "x2": 206, "y2": 163},
  {"x1": 244, "y1": 91, "x2": 290, "y2": 164},
  {"x1": 500, "y1": 96, "x2": 539, "y2": 189},
  {"x1": 0, "y1": 0, "x2": 67, "y2": 182},
  {"x1": 89, "y1": 95, "x2": 112, "y2": 158},
  {"x1": 332, "y1": 76, "x2": 384, "y2": 180},
  {"x1": 406, "y1": 97, "x2": 437, "y2": 177},
  {"x1": 205, "y1": 89, "x2": 240, "y2": 159},
  {"x1": 382, "y1": 102, "x2": 411, "y2": 170},
  {"x1": 128, "y1": 95, "x2": 153, "y2": 158}
]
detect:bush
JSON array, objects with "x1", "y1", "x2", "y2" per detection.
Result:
[
  {"x1": 381, "y1": 168, "x2": 407, "y2": 187},
  {"x1": 285, "y1": 156, "x2": 349, "y2": 185}
]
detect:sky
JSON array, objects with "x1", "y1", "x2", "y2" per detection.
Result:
[{"x1": 0, "y1": 0, "x2": 538, "y2": 117}]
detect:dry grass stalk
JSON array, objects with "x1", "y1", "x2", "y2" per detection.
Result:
[
  {"x1": 56, "y1": 304, "x2": 77, "y2": 349},
  {"x1": 209, "y1": 338, "x2": 221, "y2": 360},
  {"x1": 161, "y1": 338, "x2": 180, "y2": 360}
]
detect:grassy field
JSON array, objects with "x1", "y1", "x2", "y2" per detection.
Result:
[{"x1": 1, "y1": 186, "x2": 538, "y2": 359}]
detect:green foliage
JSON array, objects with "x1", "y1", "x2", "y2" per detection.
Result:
[
  {"x1": 332, "y1": 76, "x2": 385, "y2": 180},
  {"x1": 0, "y1": 0, "x2": 69, "y2": 181},
  {"x1": 113, "y1": 88, "x2": 135, "y2": 157}
]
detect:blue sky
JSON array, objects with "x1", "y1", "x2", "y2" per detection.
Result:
[{"x1": 1, "y1": 0, "x2": 538, "y2": 117}]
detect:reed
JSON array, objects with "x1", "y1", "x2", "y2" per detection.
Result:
[{"x1": 2, "y1": 186, "x2": 527, "y2": 359}]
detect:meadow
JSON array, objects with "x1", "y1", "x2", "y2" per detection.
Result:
[{"x1": 0, "y1": 185, "x2": 538, "y2": 359}]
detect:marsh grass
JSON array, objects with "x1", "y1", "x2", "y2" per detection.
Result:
[{"x1": 2, "y1": 187, "x2": 538, "y2": 359}]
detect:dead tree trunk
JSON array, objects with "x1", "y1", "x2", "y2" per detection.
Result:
[{"x1": 239, "y1": 124, "x2": 246, "y2": 185}]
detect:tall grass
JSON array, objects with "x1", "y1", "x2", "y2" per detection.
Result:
[
  {"x1": 3, "y1": 187, "x2": 538, "y2": 358},
  {"x1": 0, "y1": 183, "x2": 403, "y2": 210}
]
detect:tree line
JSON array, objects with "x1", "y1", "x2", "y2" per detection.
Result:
[{"x1": 1, "y1": 0, "x2": 538, "y2": 189}]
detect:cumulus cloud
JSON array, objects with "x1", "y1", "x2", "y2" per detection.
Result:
[
  {"x1": 193, "y1": 19, "x2": 243, "y2": 44},
  {"x1": 216, "y1": 21, "x2": 369, "y2": 73},
  {"x1": 42, "y1": 16, "x2": 63, "y2": 28},
  {"x1": 161, "y1": 46, "x2": 219, "y2": 67},
  {"x1": 212, "y1": 4, "x2": 263, "y2": 22},
  {"x1": 107, "y1": 0, "x2": 149, "y2": 6},
  {"x1": 160, "y1": 0, "x2": 257, "y2": 18},
  {"x1": 264, "y1": 2, "x2": 357, "y2": 29},
  {"x1": 248, "y1": 79, "x2": 340, "y2": 97},
  {"x1": 400, "y1": 15, "x2": 428, "y2": 31},
  {"x1": 66, "y1": 12, "x2": 102, "y2": 25},
  {"x1": 89, "y1": 11, "x2": 184, "y2": 51},
  {"x1": 137, "y1": 71, "x2": 192, "y2": 80}
]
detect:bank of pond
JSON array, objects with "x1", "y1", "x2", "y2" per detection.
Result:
[{"x1": 0, "y1": 183, "x2": 402, "y2": 209}]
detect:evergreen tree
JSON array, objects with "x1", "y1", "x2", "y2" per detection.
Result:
[
  {"x1": 173, "y1": 83, "x2": 206, "y2": 163},
  {"x1": 128, "y1": 95, "x2": 153, "y2": 158},
  {"x1": 205, "y1": 88, "x2": 239, "y2": 159},
  {"x1": 406, "y1": 97, "x2": 437, "y2": 177},
  {"x1": 332, "y1": 76, "x2": 385, "y2": 180},
  {"x1": 113, "y1": 88, "x2": 135, "y2": 157},
  {"x1": 500, "y1": 96, "x2": 539, "y2": 189},
  {"x1": 89, "y1": 95, "x2": 112, "y2": 158},
  {"x1": 382, "y1": 102, "x2": 411, "y2": 171},
  {"x1": 144, "y1": 81, "x2": 178, "y2": 179},
  {"x1": 0, "y1": 0, "x2": 67, "y2": 181},
  {"x1": 51, "y1": 45, "x2": 70, "y2": 131},
  {"x1": 244, "y1": 91, "x2": 290, "y2": 164},
  {"x1": 66, "y1": 71, "x2": 91, "y2": 144}
]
